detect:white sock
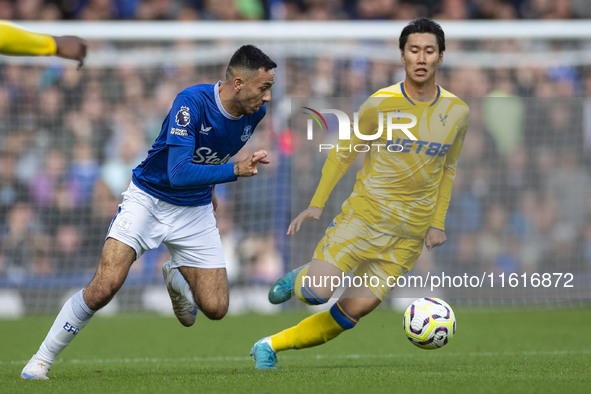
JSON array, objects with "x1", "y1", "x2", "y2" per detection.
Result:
[
  {"x1": 170, "y1": 268, "x2": 197, "y2": 306},
  {"x1": 35, "y1": 289, "x2": 95, "y2": 364}
]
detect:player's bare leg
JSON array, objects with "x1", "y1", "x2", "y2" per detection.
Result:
[
  {"x1": 302, "y1": 259, "x2": 346, "y2": 301},
  {"x1": 84, "y1": 238, "x2": 137, "y2": 310},
  {"x1": 21, "y1": 238, "x2": 136, "y2": 379},
  {"x1": 179, "y1": 266, "x2": 229, "y2": 320},
  {"x1": 337, "y1": 284, "x2": 382, "y2": 319}
]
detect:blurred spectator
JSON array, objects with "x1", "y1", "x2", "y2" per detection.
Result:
[
  {"x1": 354, "y1": 0, "x2": 397, "y2": 20},
  {"x1": 525, "y1": 195, "x2": 560, "y2": 272},
  {"x1": 0, "y1": 201, "x2": 50, "y2": 278},
  {"x1": 584, "y1": 221, "x2": 591, "y2": 272},
  {"x1": 29, "y1": 148, "x2": 75, "y2": 209},
  {"x1": 239, "y1": 234, "x2": 282, "y2": 285},
  {"x1": 83, "y1": 179, "x2": 119, "y2": 267},
  {"x1": 312, "y1": 57, "x2": 337, "y2": 97},
  {"x1": 510, "y1": 189, "x2": 539, "y2": 272},
  {"x1": 544, "y1": 147, "x2": 590, "y2": 235},
  {"x1": 0, "y1": 151, "x2": 29, "y2": 226},
  {"x1": 51, "y1": 221, "x2": 86, "y2": 272},
  {"x1": 537, "y1": 98, "x2": 581, "y2": 151},
  {"x1": 69, "y1": 140, "x2": 100, "y2": 205},
  {"x1": 14, "y1": 0, "x2": 44, "y2": 19},
  {"x1": 446, "y1": 67, "x2": 491, "y2": 98},
  {"x1": 477, "y1": 204, "x2": 509, "y2": 272},
  {"x1": 572, "y1": 0, "x2": 591, "y2": 17},
  {"x1": 584, "y1": 72, "x2": 591, "y2": 161},
  {"x1": 38, "y1": 86, "x2": 65, "y2": 135},
  {"x1": 434, "y1": 0, "x2": 470, "y2": 20},
  {"x1": 445, "y1": 170, "x2": 483, "y2": 235},
  {"x1": 482, "y1": 70, "x2": 525, "y2": 157},
  {"x1": 202, "y1": 0, "x2": 242, "y2": 20},
  {"x1": 136, "y1": 0, "x2": 184, "y2": 20},
  {"x1": 78, "y1": 0, "x2": 120, "y2": 20},
  {"x1": 498, "y1": 145, "x2": 531, "y2": 210},
  {"x1": 101, "y1": 130, "x2": 146, "y2": 196}
]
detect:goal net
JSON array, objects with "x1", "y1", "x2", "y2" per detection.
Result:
[{"x1": 0, "y1": 21, "x2": 589, "y2": 315}]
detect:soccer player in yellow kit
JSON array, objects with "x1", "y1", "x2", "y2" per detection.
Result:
[
  {"x1": 251, "y1": 17, "x2": 470, "y2": 369},
  {"x1": 0, "y1": 21, "x2": 86, "y2": 66}
]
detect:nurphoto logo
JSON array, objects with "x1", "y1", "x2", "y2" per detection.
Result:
[{"x1": 302, "y1": 106, "x2": 418, "y2": 152}]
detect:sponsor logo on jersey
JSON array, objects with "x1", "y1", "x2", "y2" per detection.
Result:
[
  {"x1": 175, "y1": 106, "x2": 191, "y2": 127},
  {"x1": 192, "y1": 147, "x2": 231, "y2": 165},
  {"x1": 241, "y1": 125, "x2": 253, "y2": 142},
  {"x1": 200, "y1": 124, "x2": 212, "y2": 135},
  {"x1": 171, "y1": 128, "x2": 188, "y2": 137}
]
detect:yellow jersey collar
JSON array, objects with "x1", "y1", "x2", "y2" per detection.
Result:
[{"x1": 400, "y1": 82, "x2": 441, "y2": 107}]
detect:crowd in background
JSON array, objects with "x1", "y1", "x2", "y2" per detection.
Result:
[
  {"x1": 0, "y1": 1, "x2": 590, "y2": 311},
  {"x1": 0, "y1": 0, "x2": 591, "y2": 21}
]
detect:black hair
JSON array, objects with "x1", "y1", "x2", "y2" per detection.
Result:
[
  {"x1": 225, "y1": 45, "x2": 277, "y2": 80},
  {"x1": 399, "y1": 18, "x2": 445, "y2": 53}
]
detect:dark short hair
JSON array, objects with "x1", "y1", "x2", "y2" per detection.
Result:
[
  {"x1": 226, "y1": 45, "x2": 277, "y2": 79},
  {"x1": 399, "y1": 17, "x2": 445, "y2": 53}
]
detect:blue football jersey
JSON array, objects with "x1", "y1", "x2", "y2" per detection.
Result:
[{"x1": 132, "y1": 81, "x2": 266, "y2": 206}]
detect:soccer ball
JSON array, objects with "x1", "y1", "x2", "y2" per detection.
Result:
[{"x1": 403, "y1": 297, "x2": 456, "y2": 349}]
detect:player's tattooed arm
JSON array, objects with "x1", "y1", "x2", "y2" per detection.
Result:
[{"x1": 234, "y1": 150, "x2": 269, "y2": 177}]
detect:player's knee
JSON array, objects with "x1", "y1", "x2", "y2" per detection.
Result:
[
  {"x1": 299, "y1": 285, "x2": 329, "y2": 305},
  {"x1": 200, "y1": 300, "x2": 228, "y2": 320},
  {"x1": 202, "y1": 308, "x2": 227, "y2": 320}
]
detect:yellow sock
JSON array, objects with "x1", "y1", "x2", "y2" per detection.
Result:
[
  {"x1": 270, "y1": 310, "x2": 345, "y2": 351},
  {"x1": 293, "y1": 265, "x2": 310, "y2": 303},
  {"x1": 294, "y1": 265, "x2": 331, "y2": 305}
]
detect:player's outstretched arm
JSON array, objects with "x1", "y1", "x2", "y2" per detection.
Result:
[
  {"x1": 287, "y1": 206, "x2": 323, "y2": 235},
  {"x1": 0, "y1": 23, "x2": 86, "y2": 67},
  {"x1": 54, "y1": 36, "x2": 87, "y2": 68},
  {"x1": 234, "y1": 150, "x2": 269, "y2": 177}
]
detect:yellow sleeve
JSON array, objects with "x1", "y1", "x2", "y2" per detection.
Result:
[
  {"x1": 309, "y1": 99, "x2": 378, "y2": 208},
  {"x1": 431, "y1": 109, "x2": 469, "y2": 230},
  {"x1": 309, "y1": 145, "x2": 358, "y2": 208},
  {"x1": 0, "y1": 21, "x2": 56, "y2": 56}
]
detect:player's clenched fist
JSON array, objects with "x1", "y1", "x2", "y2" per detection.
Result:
[{"x1": 54, "y1": 36, "x2": 87, "y2": 68}]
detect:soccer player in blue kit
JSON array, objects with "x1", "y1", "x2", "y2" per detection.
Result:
[{"x1": 21, "y1": 45, "x2": 277, "y2": 380}]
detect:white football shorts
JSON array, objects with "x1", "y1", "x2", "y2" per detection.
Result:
[{"x1": 106, "y1": 181, "x2": 225, "y2": 269}]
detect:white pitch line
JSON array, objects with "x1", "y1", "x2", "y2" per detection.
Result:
[{"x1": 3, "y1": 349, "x2": 590, "y2": 366}]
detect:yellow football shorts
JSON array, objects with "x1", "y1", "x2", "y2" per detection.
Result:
[{"x1": 312, "y1": 213, "x2": 424, "y2": 300}]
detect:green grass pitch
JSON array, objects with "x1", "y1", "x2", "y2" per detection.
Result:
[{"x1": 1, "y1": 306, "x2": 590, "y2": 393}]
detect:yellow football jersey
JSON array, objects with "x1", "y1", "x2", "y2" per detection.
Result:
[
  {"x1": 0, "y1": 21, "x2": 56, "y2": 56},
  {"x1": 310, "y1": 81, "x2": 470, "y2": 239}
]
